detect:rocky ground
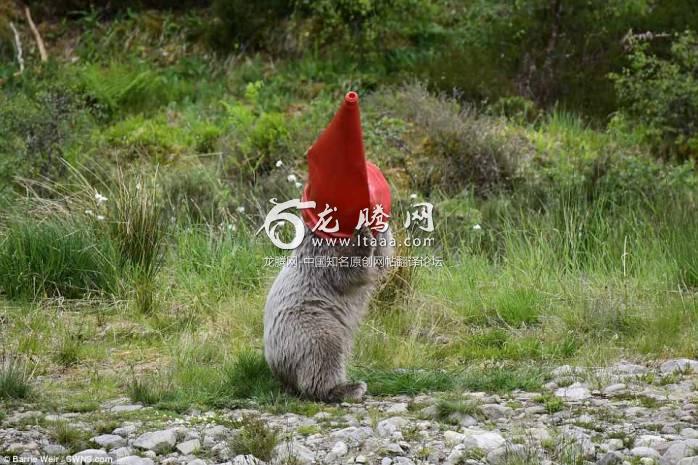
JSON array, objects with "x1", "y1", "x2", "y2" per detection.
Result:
[{"x1": 1, "y1": 359, "x2": 697, "y2": 465}]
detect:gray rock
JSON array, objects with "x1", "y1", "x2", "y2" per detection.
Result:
[
  {"x1": 113, "y1": 424, "x2": 139, "y2": 437},
  {"x1": 385, "y1": 403, "x2": 409, "y2": 414},
  {"x1": 661, "y1": 441, "x2": 694, "y2": 465},
  {"x1": 110, "y1": 404, "x2": 143, "y2": 413},
  {"x1": 681, "y1": 430, "x2": 698, "y2": 440},
  {"x1": 597, "y1": 451, "x2": 624, "y2": 465},
  {"x1": 602, "y1": 384, "x2": 627, "y2": 395},
  {"x1": 376, "y1": 417, "x2": 410, "y2": 438},
  {"x1": 637, "y1": 435, "x2": 669, "y2": 453},
  {"x1": 606, "y1": 439, "x2": 624, "y2": 451},
  {"x1": 392, "y1": 458, "x2": 414, "y2": 465},
  {"x1": 630, "y1": 447, "x2": 661, "y2": 459},
  {"x1": 231, "y1": 456, "x2": 266, "y2": 465},
  {"x1": 555, "y1": 383, "x2": 591, "y2": 401},
  {"x1": 109, "y1": 447, "x2": 134, "y2": 460},
  {"x1": 43, "y1": 444, "x2": 68, "y2": 456},
  {"x1": 660, "y1": 359, "x2": 698, "y2": 374},
  {"x1": 444, "y1": 431, "x2": 466, "y2": 444},
  {"x1": 330, "y1": 426, "x2": 372, "y2": 446},
  {"x1": 677, "y1": 458, "x2": 698, "y2": 465},
  {"x1": 70, "y1": 449, "x2": 111, "y2": 464},
  {"x1": 324, "y1": 441, "x2": 348, "y2": 462},
  {"x1": 176, "y1": 439, "x2": 201, "y2": 455},
  {"x1": 115, "y1": 457, "x2": 155, "y2": 465},
  {"x1": 487, "y1": 445, "x2": 527, "y2": 465},
  {"x1": 480, "y1": 404, "x2": 513, "y2": 420},
  {"x1": 133, "y1": 429, "x2": 177, "y2": 453},
  {"x1": 463, "y1": 432, "x2": 506, "y2": 453},
  {"x1": 187, "y1": 460, "x2": 207, "y2": 465},
  {"x1": 272, "y1": 441, "x2": 314, "y2": 465},
  {"x1": 92, "y1": 434, "x2": 127, "y2": 449}
]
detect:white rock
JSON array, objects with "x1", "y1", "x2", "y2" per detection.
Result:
[
  {"x1": 606, "y1": 439, "x2": 624, "y2": 451},
  {"x1": 111, "y1": 404, "x2": 143, "y2": 413},
  {"x1": 273, "y1": 441, "x2": 314, "y2": 465},
  {"x1": 109, "y1": 447, "x2": 133, "y2": 460},
  {"x1": 444, "y1": 430, "x2": 466, "y2": 444},
  {"x1": 324, "y1": 441, "x2": 349, "y2": 463},
  {"x1": 603, "y1": 384, "x2": 627, "y2": 395},
  {"x1": 330, "y1": 426, "x2": 372, "y2": 445},
  {"x1": 463, "y1": 432, "x2": 506, "y2": 453},
  {"x1": 480, "y1": 404, "x2": 513, "y2": 420},
  {"x1": 43, "y1": 445, "x2": 68, "y2": 456},
  {"x1": 681, "y1": 429, "x2": 698, "y2": 440},
  {"x1": 662, "y1": 442, "x2": 698, "y2": 465},
  {"x1": 70, "y1": 450, "x2": 111, "y2": 464},
  {"x1": 677, "y1": 458, "x2": 698, "y2": 465},
  {"x1": 630, "y1": 447, "x2": 661, "y2": 459},
  {"x1": 660, "y1": 359, "x2": 698, "y2": 374},
  {"x1": 113, "y1": 424, "x2": 139, "y2": 437},
  {"x1": 555, "y1": 383, "x2": 591, "y2": 401},
  {"x1": 177, "y1": 439, "x2": 201, "y2": 455},
  {"x1": 636, "y1": 435, "x2": 668, "y2": 452},
  {"x1": 187, "y1": 460, "x2": 207, "y2": 465},
  {"x1": 115, "y1": 457, "x2": 155, "y2": 465},
  {"x1": 231, "y1": 456, "x2": 265, "y2": 465},
  {"x1": 133, "y1": 429, "x2": 177, "y2": 453},
  {"x1": 376, "y1": 417, "x2": 409, "y2": 437},
  {"x1": 392, "y1": 458, "x2": 414, "y2": 465},
  {"x1": 92, "y1": 434, "x2": 126, "y2": 449},
  {"x1": 385, "y1": 403, "x2": 409, "y2": 414}
]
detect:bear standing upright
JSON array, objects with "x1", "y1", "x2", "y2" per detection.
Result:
[{"x1": 263, "y1": 92, "x2": 394, "y2": 402}]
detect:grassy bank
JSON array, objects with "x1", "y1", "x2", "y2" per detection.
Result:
[{"x1": 0, "y1": 9, "x2": 696, "y2": 415}]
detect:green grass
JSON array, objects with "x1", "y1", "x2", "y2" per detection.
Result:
[
  {"x1": 49, "y1": 421, "x2": 90, "y2": 453},
  {"x1": 0, "y1": 217, "x2": 119, "y2": 300},
  {"x1": 0, "y1": 355, "x2": 33, "y2": 400},
  {"x1": 229, "y1": 416, "x2": 279, "y2": 461},
  {"x1": 0, "y1": 9, "x2": 697, "y2": 417}
]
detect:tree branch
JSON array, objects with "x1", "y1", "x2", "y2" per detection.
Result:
[
  {"x1": 24, "y1": 5, "x2": 48, "y2": 62},
  {"x1": 9, "y1": 21, "x2": 25, "y2": 75}
]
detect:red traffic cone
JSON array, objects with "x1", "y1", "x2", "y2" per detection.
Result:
[{"x1": 301, "y1": 91, "x2": 391, "y2": 238}]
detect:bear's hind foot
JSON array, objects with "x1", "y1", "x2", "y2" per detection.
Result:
[{"x1": 329, "y1": 381, "x2": 367, "y2": 403}]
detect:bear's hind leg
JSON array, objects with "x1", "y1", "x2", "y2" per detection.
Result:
[{"x1": 329, "y1": 381, "x2": 367, "y2": 402}]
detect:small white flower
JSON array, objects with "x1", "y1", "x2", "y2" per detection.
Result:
[
  {"x1": 287, "y1": 174, "x2": 297, "y2": 183},
  {"x1": 136, "y1": 182, "x2": 142, "y2": 191},
  {"x1": 409, "y1": 193, "x2": 418, "y2": 200},
  {"x1": 294, "y1": 181, "x2": 302, "y2": 189},
  {"x1": 96, "y1": 215, "x2": 105, "y2": 221},
  {"x1": 275, "y1": 160, "x2": 284, "y2": 168},
  {"x1": 227, "y1": 224, "x2": 236, "y2": 231},
  {"x1": 236, "y1": 206, "x2": 245, "y2": 213},
  {"x1": 95, "y1": 192, "x2": 108, "y2": 204},
  {"x1": 84, "y1": 209, "x2": 93, "y2": 215},
  {"x1": 473, "y1": 224, "x2": 482, "y2": 230}
]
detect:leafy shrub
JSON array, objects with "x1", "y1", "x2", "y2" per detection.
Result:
[
  {"x1": 78, "y1": 63, "x2": 190, "y2": 117},
  {"x1": 209, "y1": 0, "x2": 293, "y2": 51},
  {"x1": 374, "y1": 83, "x2": 533, "y2": 196},
  {"x1": 0, "y1": 217, "x2": 119, "y2": 300},
  {"x1": 611, "y1": 31, "x2": 698, "y2": 160},
  {"x1": 294, "y1": 0, "x2": 437, "y2": 60},
  {"x1": 0, "y1": 84, "x2": 94, "y2": 185}
]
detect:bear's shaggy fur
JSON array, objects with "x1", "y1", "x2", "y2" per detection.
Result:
[{"x1": 263, "y1": 226, "x2": 393, "y2": 401}]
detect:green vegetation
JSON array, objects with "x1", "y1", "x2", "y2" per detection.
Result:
[
  {"x1": 0, "y1": 1, "x2": 696, "y2": 413},
  {"x1": 0, "y1": 354, "x2": 33, "y2": 400},
  {"x1": 229, "y1": 416, "x2": 279, "y2": 461}
]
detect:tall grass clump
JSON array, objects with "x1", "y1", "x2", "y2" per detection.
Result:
[
  {"x1": 0, "y1": 354, "x2": 34, "y2": 400},
  {"x1": 0, "y1": 217, "x2": 119, "y2": 300},
  {"x1": 108, "y1": 174, "x2": 167, "y2": 313}
]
